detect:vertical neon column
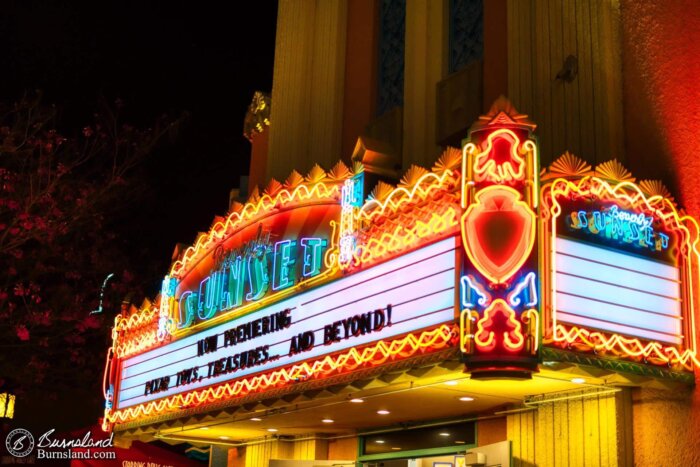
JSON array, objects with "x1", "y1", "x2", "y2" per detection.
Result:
[
  {"x1": 458, "y1": 100, "x2": 541, "y2": 379},
  {"x1": 339, "y1": 172, "x2": 364, "y2": 267}
]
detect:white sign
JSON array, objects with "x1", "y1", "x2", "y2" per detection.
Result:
[
  {"x1": 117, "y1": 238, "x2": 457, "y2": 409},
  {"x1": 555, "y1": 237, "x2": 682, "y2": 344}
]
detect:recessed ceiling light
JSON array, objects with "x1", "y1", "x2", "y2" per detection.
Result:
[
  {"x1": 375, "y1": 440, "x2": 385, "y2": 444},
  {"x1": 377, "y1": 410, "x2": 390, "y2": 415},
  {"x1": 322, "y1": 419, "x2": 334, "y2": 423},
  {"x1": 267, "y1": 428, "x2": 278, "y2": 432},
  {"x1": 250, "y1": 417, "x2": 262, "y2": 422},
  {"x1": 571, "y1": 377, "x2": 586, "y2": 384},
  {"x1": 439, "y1": 432, "x2": 450, "y2": 437},
  {"x1": 459, "y1": 396, "x2": 474, "y2": 402},
  {"x1": 219, "y1": 436, "x2": 229, "y2": 440},
  {"x1": 350, "y1": 398, "x2": 364, "y2": 403},
  {"x1": 444, "y1": 380, "x2": 458, "y2": 386}
]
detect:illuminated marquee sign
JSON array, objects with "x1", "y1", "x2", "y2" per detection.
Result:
[
  {"x1": 551, "y1": 191, "x2": 681, "y2": 345},
  {"x1": 103, "y1": 103, "x2": 700, "y2": 433},
  {"x1": 567, "y1": 204, "x2": 669, "y2": 251},
  {"x1": 541, "y1": 156, "x2": 700, "y2": 371},
  {"x1": 554, "y1": 236, "x2": 681, "y2": 344},
  {"x1": 458, "y1": 105, "x2": 541, "y2": 379},
  {"x1": 115, "y1": 238, "x2": 456, "y2": 409},
  {"x1": 171, "y1": 201, "x2": 340, "y2": 331},
  {"x1": 177, "y1": 230, "x2": 328, "y2": 328}
]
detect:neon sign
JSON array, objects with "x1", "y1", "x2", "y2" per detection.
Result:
[
  {"x1": 461, "y1": 186, "x2": 536, "y2": 284},
  {"x1": 115, "y1": 238, "x2": 456, "y2": 411},
  {"x1": 339, "y1": 176, "x2": 362, "y2": 266},
  {"x1": 567, "y1": 204, "x2": 669, "y2": 251},
  {"x1": 178, "y1": 233, "x2": 328, "y2": 329},
  {"x1": 458, "y1": 102, "x2": 541, "y2": 378},
  {"x1": 540, "y1": 153, "x2": 700, "y2": 371}
]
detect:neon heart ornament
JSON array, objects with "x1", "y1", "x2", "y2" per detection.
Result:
[{"x1": 461, "y1": 186, "x2": 535, "y2": 284}]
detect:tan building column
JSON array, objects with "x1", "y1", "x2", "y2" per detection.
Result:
[
  {"x1": 507, "y1": 389, "x2": 633, "y2": 466},
  {"x1": 267, "y1": 0, "x2": 348, "y2": 183},
  {"x1": 403, "y1": 0, "x2": 448, "y2": 168}
]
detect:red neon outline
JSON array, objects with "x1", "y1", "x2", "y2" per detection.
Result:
[
  {"x1": 473, "y1": 299, "x2": 525, "y2": 353},
  {"x1": 472, "y1": 129, "x2": 527, "y2": 183},
  {"x1": 461, "y1": 186, "x2": 536, "y2": 284}
]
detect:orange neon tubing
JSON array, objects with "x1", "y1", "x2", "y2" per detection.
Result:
[
  {"x1": 103, "y1": 325, "x2": 456, "y2": 429},
  {"x1": 473, "y1": 299, "x2": 526, "y2": 352},
  {"x1": 111, "y1": 181, "x2": 460, "y2": 357},
  {"x1": 359, "y1": 170, "x2": 456, "y2": 221},
  {"x1": 471, "y1": 129, "x2": 527, "y2": 184},
  {"x1": 353, "y1": 208, "x2": 459, "y2": 267},
  {"x1": 542, "y1": 176, "x2": 700, "y2": 369},
  {"x1": 170, "y1": 182, "x2": 341, "y2": 279}
]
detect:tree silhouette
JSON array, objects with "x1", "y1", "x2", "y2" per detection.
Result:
[{"x1": 0, "y1": 94, "x2": 183, "y2": 421}]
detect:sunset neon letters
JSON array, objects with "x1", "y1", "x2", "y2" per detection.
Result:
[
  {"x1": 568, "y1": 205, "x2": 669, "y2": 251},
  {"x1": 178, "y1": 237, "x2": 327, "y2": 328}
]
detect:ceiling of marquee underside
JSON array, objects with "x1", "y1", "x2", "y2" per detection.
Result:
[{"x1": 116, "y1": 359, "x2": 674, "y2": 447}]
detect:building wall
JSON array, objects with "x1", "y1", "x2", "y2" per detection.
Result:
[
  {"x1": 476, "y1": 417, "x2": 507, "y2": 447},
  {"x1": 618, "y1": 3, "x2": 700, "y2": 465},
  {"x1": 507, "y1": 391, "x2": 632, "y2": 467},
  {"x1": 632, "y1": 387, "x2": 700, "y2": 466},
  {"x1": 327, "y1": 437, "x2": 357, "y2": 460},
  {"x1": 402, "y1": 0, "x2": 448, "y2": 168},
  {"x1": 240, "y1": 439, "x2": 289, "y2": 467},
  {"x1": 267, "y1": 0, "x2": 348, "y2": 182},
  {"x1": 506, "y1": 0, "x2": 624, "y2": 168},
  {"x1": 340, "y1": 0, "x2": 378, "y2": 164},
  {"x1": 227, "y1": 436, "x2": 356, "y2": 467},
  {"x1": 620, "y1": 0, "x2": 700, "y2": 215}
]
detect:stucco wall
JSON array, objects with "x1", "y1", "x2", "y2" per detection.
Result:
[
  {"x1": 621, "y1": 0, "x2": 700, "y2": 214},
  {"x1": 621, "y1": 3, "x2": 700, "y2": 465},
  {"x1": 632, "y1": 387, "x2": 700, "y2": 467}
]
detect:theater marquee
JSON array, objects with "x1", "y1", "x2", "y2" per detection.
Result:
[{"x1": 102, "y1": 102, "x2": 700, "y2": 432}]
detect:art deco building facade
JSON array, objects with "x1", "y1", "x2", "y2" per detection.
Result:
[{"x1": 104, "y1": 2, "x2": 700, "y2": 466}]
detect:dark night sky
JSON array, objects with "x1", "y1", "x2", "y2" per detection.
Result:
[
  {"x1": 0, "y1": 1, "x2": 278, "y2": 429},
  {"x1": 0, "y1": 0, "x2": 278, "y2": 290}
]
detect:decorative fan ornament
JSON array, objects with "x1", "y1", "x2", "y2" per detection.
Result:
[
  {"x1": 399, "y1": 165, "x2": 429, "y2": 188},
  {"x1": 595, "y1": 159, "x2": 636, "y2": 183},
  {"x1": 432, "y1": 147, "x2": 462, "y2": 173},
  {"x1": 230, "y1": 201, "x2": 244, "y2": 214},
  {"x1": 639, "y1": 179, "x2": 674, "y2": 202},
  {"x1": 473, "y1": 96, "x2": 536, "y2": 131},
  {"x1": 248, "y1": 185, "x2": 261, "y2": 203},
  {"x1": 368, "y1": 181, "x2": 395, "y2": 202},
  {"x1": 352, "y1": 160, "x2": 365, "y2": 175},
  {"x1": 545, "y1": 152, "x2": 592, "y2": 179},
  {"x1": 328, "y1": 160, "x2": 352, "y2": 181},
  {"x1": 263, "y1": 178, "x2": 283, "y2": 197},
  {"x1": 284, "y1": 170, "x2": 305, "y2": 189},
  {"x1": 305, "y1": 164, "x2": 328, "y2": 184}
]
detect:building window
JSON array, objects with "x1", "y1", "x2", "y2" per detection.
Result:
[
  {"x1": 377, "y1": 0, "x2": 406, "y2": 116},
  {"x1": 449, "y1": 0, "x2": 483, "y2": 73},
  {"x1": 360, "y1": 420, "x2": 476, "y2": 458}
]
